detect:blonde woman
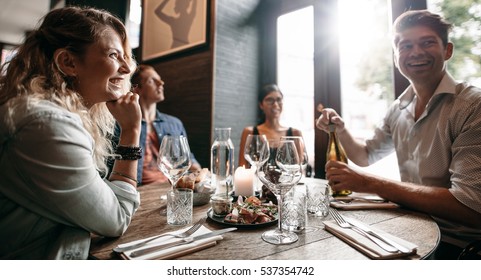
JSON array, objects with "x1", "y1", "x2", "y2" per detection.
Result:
[{"x1": 0, "y1": 7, "x2": 141, "y2": 259}]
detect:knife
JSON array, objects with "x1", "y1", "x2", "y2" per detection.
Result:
[
  {"x1": 333, "y1": 195, "x2": 387, "y2": 203},
  {"x1": 129, "y1": 227, "x2": 237, "y2": 258},
  {"x1": 346, "y1": 217, "x2": 412, "y2": 254}
]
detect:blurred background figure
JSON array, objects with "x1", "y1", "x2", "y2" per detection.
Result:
[
  {"x1": 129, "y1": 64, "x2": 201, "y2": 185},
  {"x1": 238, "y1": 83, "x2": 303, "y2": 167}
]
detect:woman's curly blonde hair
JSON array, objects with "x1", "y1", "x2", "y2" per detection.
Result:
[{"x1": 0, "y1": 6, "x2": 135, "y2": 176}]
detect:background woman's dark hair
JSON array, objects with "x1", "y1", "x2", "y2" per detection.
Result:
[{"x1": 258, "y1": 83, "x2": 283, "y2": 103}]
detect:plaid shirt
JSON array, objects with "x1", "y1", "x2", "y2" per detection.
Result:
[{"x1": 366, "y1": 73, "x2": 481, "y2": 246}]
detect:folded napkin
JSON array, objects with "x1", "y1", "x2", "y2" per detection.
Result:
[
  {"x1": 324, "y1": 218, "x2": 417, "y2": 259},
  {"x1": 330, "y1": 192, "x2": 399, "y2": 210},
  {"x1": 116, "y1": 226, "x2": 222, "y2": 260}
]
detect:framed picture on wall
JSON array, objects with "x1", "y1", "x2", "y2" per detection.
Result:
[{"x1": 141, "y1": 0, "x2": 209, "y2": 61}]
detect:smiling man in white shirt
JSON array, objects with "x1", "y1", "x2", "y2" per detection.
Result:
[{"x1": 316, "y1": 10, "x2": 481, "y2": 259}]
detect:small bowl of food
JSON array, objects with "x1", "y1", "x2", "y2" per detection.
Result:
[
  {"x1": 210, "y1": 194, "x2": 233, "y2": 217},
  {"x1": 177, "y1": 168, "x2": 214, "y2": 206}
]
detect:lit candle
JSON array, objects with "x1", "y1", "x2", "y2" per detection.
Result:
[{"x1": 234, "y1": 166, "x2": 255, "y2": 197}]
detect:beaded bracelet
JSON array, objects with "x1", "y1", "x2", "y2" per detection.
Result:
[
  {"x1": 114, "y1": 145, "x2": 142, "y2": 160},
  {"x1": 111, "y1": 171, "x2": 138, "y2": 184}
]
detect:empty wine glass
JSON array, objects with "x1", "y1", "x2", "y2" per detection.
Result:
[
  {"x1": 257, "y1": 139, "x2": 302, "y2": 245},
  {"x1": 243, "y1": 134, "x2": 270, "y2": 192},
  {"x1": 157, "y1": 135, "x2": 192, "y2": 189},
  {"x1": 281, "y1": 136, "x2": 308, "y2": 177}
]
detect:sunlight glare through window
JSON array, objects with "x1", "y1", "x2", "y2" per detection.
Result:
[
  {"x1": 277, "y1": 6, "x2": 315, "y2": 168},
  {"x1": 337, "y1": 0, "x2": 400, "y2": 180},
  {"x1": 128, "y1": 0, "x2": 142, "y2": 49}
]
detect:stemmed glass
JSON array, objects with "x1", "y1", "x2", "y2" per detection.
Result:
[
  {"x1": 243, "y1": 134, "x2": 270, "y2": 192},
  {"x1": 157, "y1": 135, "x2": 192, "y2": 189},
  {"x1": 257, "y1": 139, "x2": 302, "y2": 245},
  {"x1": 280, "y1": 136, "x2": 308, "y2": 177},
  {"x1": 281, "y1": 135, "x2": 320, "y2": 232}
]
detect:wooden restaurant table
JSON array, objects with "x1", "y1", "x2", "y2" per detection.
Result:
[{"x1": 89, "y1": 178, "x2": 440, "y2": 260}]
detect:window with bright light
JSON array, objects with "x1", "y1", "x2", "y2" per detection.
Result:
[
  {"x1": 277, "y1": 6, "x2": 315, "y2": 168},
  {"x1": 337, "y1": 0, "x2": 400, "y2": 180},
  {"x1": 128, "y1": 0, "x2": 142, "y2": 49}
]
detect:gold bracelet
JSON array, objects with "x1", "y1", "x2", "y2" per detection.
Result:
[{"x1": 111, "y1": 171, "x2": 138, "y2": 184}]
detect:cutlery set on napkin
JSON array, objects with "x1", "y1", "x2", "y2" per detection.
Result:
[
  {"x1": 112, "y1": 189, "x2": 414, "y2": 260},
  {"x1": 324, "y1": 209, "x2": 417, "y2": 259},
  {"x1": 330, "y1": 192, "x2": 399, "y2": 210},
  {"x1": 113, "y1": 225, "x2": 236, "y2": 260}
]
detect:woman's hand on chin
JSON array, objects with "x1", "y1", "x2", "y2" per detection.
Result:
[{"x1": 107, "y1": 92, "x2": 141, "y2": 131}]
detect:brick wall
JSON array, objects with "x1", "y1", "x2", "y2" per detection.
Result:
[{"x1": 214, "y1": 0, "x2": 260, "y2": 167}]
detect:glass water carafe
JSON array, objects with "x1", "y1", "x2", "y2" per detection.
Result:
[{"x1": 210, "y1": 127, "x2": 235, "y2": 196}]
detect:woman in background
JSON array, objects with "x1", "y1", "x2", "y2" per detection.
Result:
[
  {"x1": 238, "y1": 84, "x2": 303, "y2": 167},
  {"x1": 0, "y1": 6, "x2": 141, "y2": 259}
]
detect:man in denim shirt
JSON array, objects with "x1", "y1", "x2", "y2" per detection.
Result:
[{"x1": 120, "y1": 64, "x2": 201, "y2": 185}]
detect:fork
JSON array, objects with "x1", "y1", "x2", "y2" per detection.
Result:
[
  {"x1": 329, "y1": 208, "x2": 398, "y2": 253},
  {"x1": 113, "y1": 217, "x2": 206, "y2": 253}
]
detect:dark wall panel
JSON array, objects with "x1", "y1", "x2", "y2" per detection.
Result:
[{"x1": 155, "y1": 50, "x2": 214, "y2": 168}]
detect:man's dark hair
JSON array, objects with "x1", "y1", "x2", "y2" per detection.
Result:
[
  {"x1": 131, "y1": 64, "x2": 155, "y2": 88},
  {"x1": 393, "y1": 10, "x2": 453, "y2": 47}
]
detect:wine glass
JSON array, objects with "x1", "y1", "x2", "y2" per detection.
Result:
[
  {"x1": 281, "y1": 136, "x2": 308, "y2": 178},
  {"x1": 243, "y1": 134, "x2": 270, "y2": 192},
  {"x1": 281, "y1": 136, "x2": 319, "y2": 232},
  {"x1": 257, "y1": 139, "x2": 302, "y2": 245},
  {"x1": 157, "y1": 135, "x2": 192, "y2": 189}
]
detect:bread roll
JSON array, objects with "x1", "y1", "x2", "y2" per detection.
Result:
[
  {"x1": 195, "y1": 168, "x2": 210, "y2": 183},
  {"x1": 176, "y1": 173, "x2": 195, "y2": 190}
]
